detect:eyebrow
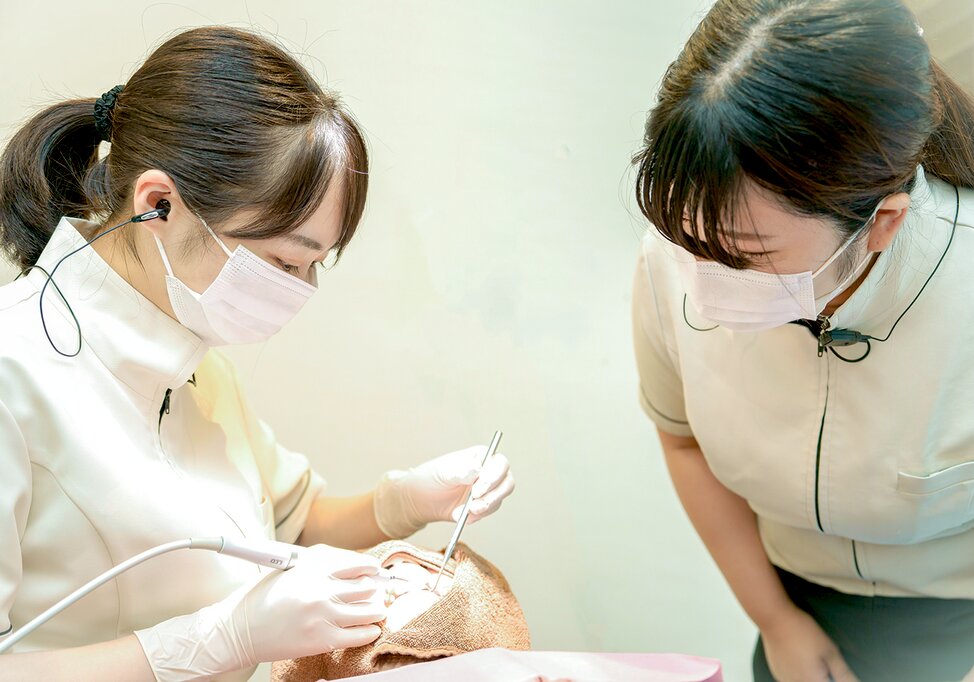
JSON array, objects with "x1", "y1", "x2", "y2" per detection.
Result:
[
  {"x1": 285, "y1": 233, "x2": 324, "y2": 251},
  {"x1": 716, "y1": 230, "x2": 774, "y2": 243}
]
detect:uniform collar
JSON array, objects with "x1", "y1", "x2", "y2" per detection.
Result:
[
  {"x1": 29, "y1": 217, "x2": 208, "y2": 404},
  {"x1": 828, "y1": 166, "x2": 956, "y2": 334}
]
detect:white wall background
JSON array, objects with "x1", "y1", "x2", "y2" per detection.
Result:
[
  {"x1": 906, "y1": 0, "x2": 974, "y2": 95},
  {"x1": 0, "y1": 2, "x2": 757, "y2": 680}
]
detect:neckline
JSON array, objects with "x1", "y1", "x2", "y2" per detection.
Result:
[{"x1": 28, "y1": 217, "x2": 208, "y2": 402}]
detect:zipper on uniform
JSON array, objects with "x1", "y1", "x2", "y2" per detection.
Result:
[
  {"x1": 809, "y1": 313, "x2": 832, "y2": 534},
  {"x1": 814, "y1": 314, "x2": 833, "y2": 357},
  {"x1": 152, "y1": 381, "x2": 249, "y2": 540},
  {"x1": 155, "y1": 387, "x2": 180, "y2": 474},
  {"x1": 814, "y1": 381, "x2": 829, "y2": 533},
  {"x1": 811, "y1": 318, "x2": 866, "y2": 581},
  {"x1": 158, "y1": 388, "x2": 172, "y2": 434},
  {"x1": 851, "y1": 540, "x2": 864, "y2": 579}
]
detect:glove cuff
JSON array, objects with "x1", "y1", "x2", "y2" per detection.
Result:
[
  {"x1": 374, "y1": 469, "x2": 427, "y2": 539},
  {"x1": 134, "y1": 604, "x2": 254, "y2": 681}
]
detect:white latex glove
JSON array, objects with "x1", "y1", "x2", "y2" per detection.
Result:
[
  {"x1": 135, "y1": 544, "x2": 386, "y2": 681},
  {"x1": 373, "y1": 445, "x2": 515, "y2": 539}
]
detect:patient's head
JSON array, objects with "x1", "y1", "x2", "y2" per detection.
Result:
[{"x1": 271, "y1": 541, "x2": 530, "y2": 681}]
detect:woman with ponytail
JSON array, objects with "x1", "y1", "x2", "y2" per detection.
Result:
[
  {"x1": 631, "y1": 1, "x2": 974, "y2": 680},
  {"x1": 0, "y1": 26, "x2": 514, "y2": 681}
]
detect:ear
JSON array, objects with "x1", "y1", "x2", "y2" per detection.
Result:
[
  {"x1": 131, "y1": 170, "x2": 185, "y2": 236},
  {"x1": 866, "y1": 192, "x2": 911, "y2": 253}
]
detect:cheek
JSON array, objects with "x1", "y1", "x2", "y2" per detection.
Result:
[
  {"x1": 384, "y1": 590, "x2": 442, "y2": 632},
  {"x1": 757, "y1": 242, "x2": 840, "y2": 276},
  {"x1": 175, "y1": 244, "x2": 230, "y2": 294}
]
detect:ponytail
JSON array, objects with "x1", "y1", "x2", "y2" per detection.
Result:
[
  {"x1": 4, "y1": 27, "x2": 370, "y2": 274},
  {"x1": 0, "y1": 99, "x2": 102, "y2": 270},
  {"x1": 921, "y1": 60, "x2": 974, "y2": 190}
]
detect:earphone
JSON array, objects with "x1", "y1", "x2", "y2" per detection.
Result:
[
  {"x1": 132, "y1": 198, "x2": 170, "y2": 223},
  {"x1": 22, "y1": 200, "x2": 172, "y2": 357}
]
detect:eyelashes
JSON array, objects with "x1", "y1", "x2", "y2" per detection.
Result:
[
  {"x1": 277, "y1": 260, "x2": 301, "y2": 274},
  {"x1": 277, "y1": 249, "x2": 339, "y2": 275},
  {"x1": 278, "y1": 260, "x2": 330, "y2": 275}
]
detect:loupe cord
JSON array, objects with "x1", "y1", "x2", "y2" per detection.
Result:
[{"x1": 0, "y1": 535, "x2": 300, "y2": 654}]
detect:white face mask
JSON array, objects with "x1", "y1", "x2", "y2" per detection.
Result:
[
  {"x1": 154, "y1": 216, "x2": 317, "y2": 346},
  {"x1": 676, "y1": 207, "x2": 880, "y2": 332}
]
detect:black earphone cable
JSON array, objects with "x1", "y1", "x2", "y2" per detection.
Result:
[
  {"x1": 682, "y1": 295, "x2": 718, "y2": 332},
  {"x1": 863, "y1": 184, "x2": 959, "y2": 345},
  {"x1": 17, "y1": 204, "x2": 170, "y2": 357},
  {"x1": 818, "y1": 184, "x2": 959, "y2": 363}
]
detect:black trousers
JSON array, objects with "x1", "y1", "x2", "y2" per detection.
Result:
[{"x1": 752, "y1": 568, "x2": 974, "y2": 682}]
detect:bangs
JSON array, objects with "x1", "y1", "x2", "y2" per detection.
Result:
[
  {"x1": 226, "y1": 107, "x2": 369, "y2": 258},
  {"x1": 634, "y1": 97, "x2": 758, "y2": 269}
]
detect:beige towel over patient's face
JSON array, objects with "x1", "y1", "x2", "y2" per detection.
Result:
[{"x1": 271, "y1": 541, "x2": 531, "y2": 681}]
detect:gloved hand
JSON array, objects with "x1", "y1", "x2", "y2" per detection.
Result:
[
  {"x1": 373, "y1": 445, "x2": 515, "y2": 539},
  {"x1": 135, "y1": 544, "x2": 386, "y2": 681}
]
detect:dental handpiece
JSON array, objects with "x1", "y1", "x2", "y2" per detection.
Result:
[
  {"x1": 192, "y1": 536, "x2": 303, "y2": 570},
  {"x1": 0, "y1": 536, "x2": 306, "y2": 654}
]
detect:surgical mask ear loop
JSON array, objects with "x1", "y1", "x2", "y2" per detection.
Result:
[
  {"x1": 197, "y1": 214, "x2": 235, "y2": 259},
  {"x1": 153, "y1": 213, "x2": 233, "y2": 282},
  {"x1": 804, "y1": 204, "x2": 884, "y2": 317},
  {"x1": 810, "y1": 202, "x2": 882, "y2": 280},
  {"x1": 152, "y1": 211, "x2": 233, "y2": 294},
  {"x1": 20, "y1": 205, "x2": 170, "y2": 358}
]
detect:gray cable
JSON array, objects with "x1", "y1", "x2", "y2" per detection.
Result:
[
  {"x1": 0, "y1": 535, "x2": 300, "y2": 654},
  {"x1": 0, "y1": 539, "x2": 193, "y2": 654}
]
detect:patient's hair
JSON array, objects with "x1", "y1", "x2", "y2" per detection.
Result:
[
  {"x1": 634, "y1": 0, "x2": 974, "y2": 269},
  {"x1": 0, "y1": 26, "x2": 368, "y2": 270}
]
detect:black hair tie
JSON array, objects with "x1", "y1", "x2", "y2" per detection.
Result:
[{"x1": 93, "y1": 85, "x2": 124, "y2": 142}]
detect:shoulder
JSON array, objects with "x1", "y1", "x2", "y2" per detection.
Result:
[
  {"x1": 0, "y1": 276, "x2": 40, "y2": 322},
  {"x1": 0, "y1": 275, "x2": 47, "y2": 367},
  {"x1": 0, "y1": 277, "x2": 67, "y2": 425},
  {"x1": 633, "y1": 232, "x2": 683, "y2": 327},
  {"x1": 193, "y1": 349, "x2": 242, "y2": 392},
  {"x1": 924, "y1": 174, "x2": 974, "y2": 231}
]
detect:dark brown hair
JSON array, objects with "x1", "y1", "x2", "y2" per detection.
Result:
[
  {"x1": 634, "y1": 0, "x2": 974, "y2": 268},
  {"x1": 0, "y1": 26, "x2": 368, "y2": 271}
]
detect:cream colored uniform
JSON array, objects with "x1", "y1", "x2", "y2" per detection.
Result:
[
  {"x1": 633, "y1": 168, "x2": 974, "y2": 598},
  {"x1": 0, "y1": 218, "x2": 324, "y2": 678}
]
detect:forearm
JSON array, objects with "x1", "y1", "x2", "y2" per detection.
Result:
[
  {"x1": 0, "y1": 634, "x2": 153, "y2": 682},
  {"x1": 297, "y1": 491, "x2": 391, "y2": 550},
  {"x1": 657, "y1": 428, "x2": 795, "y2": 630}
]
